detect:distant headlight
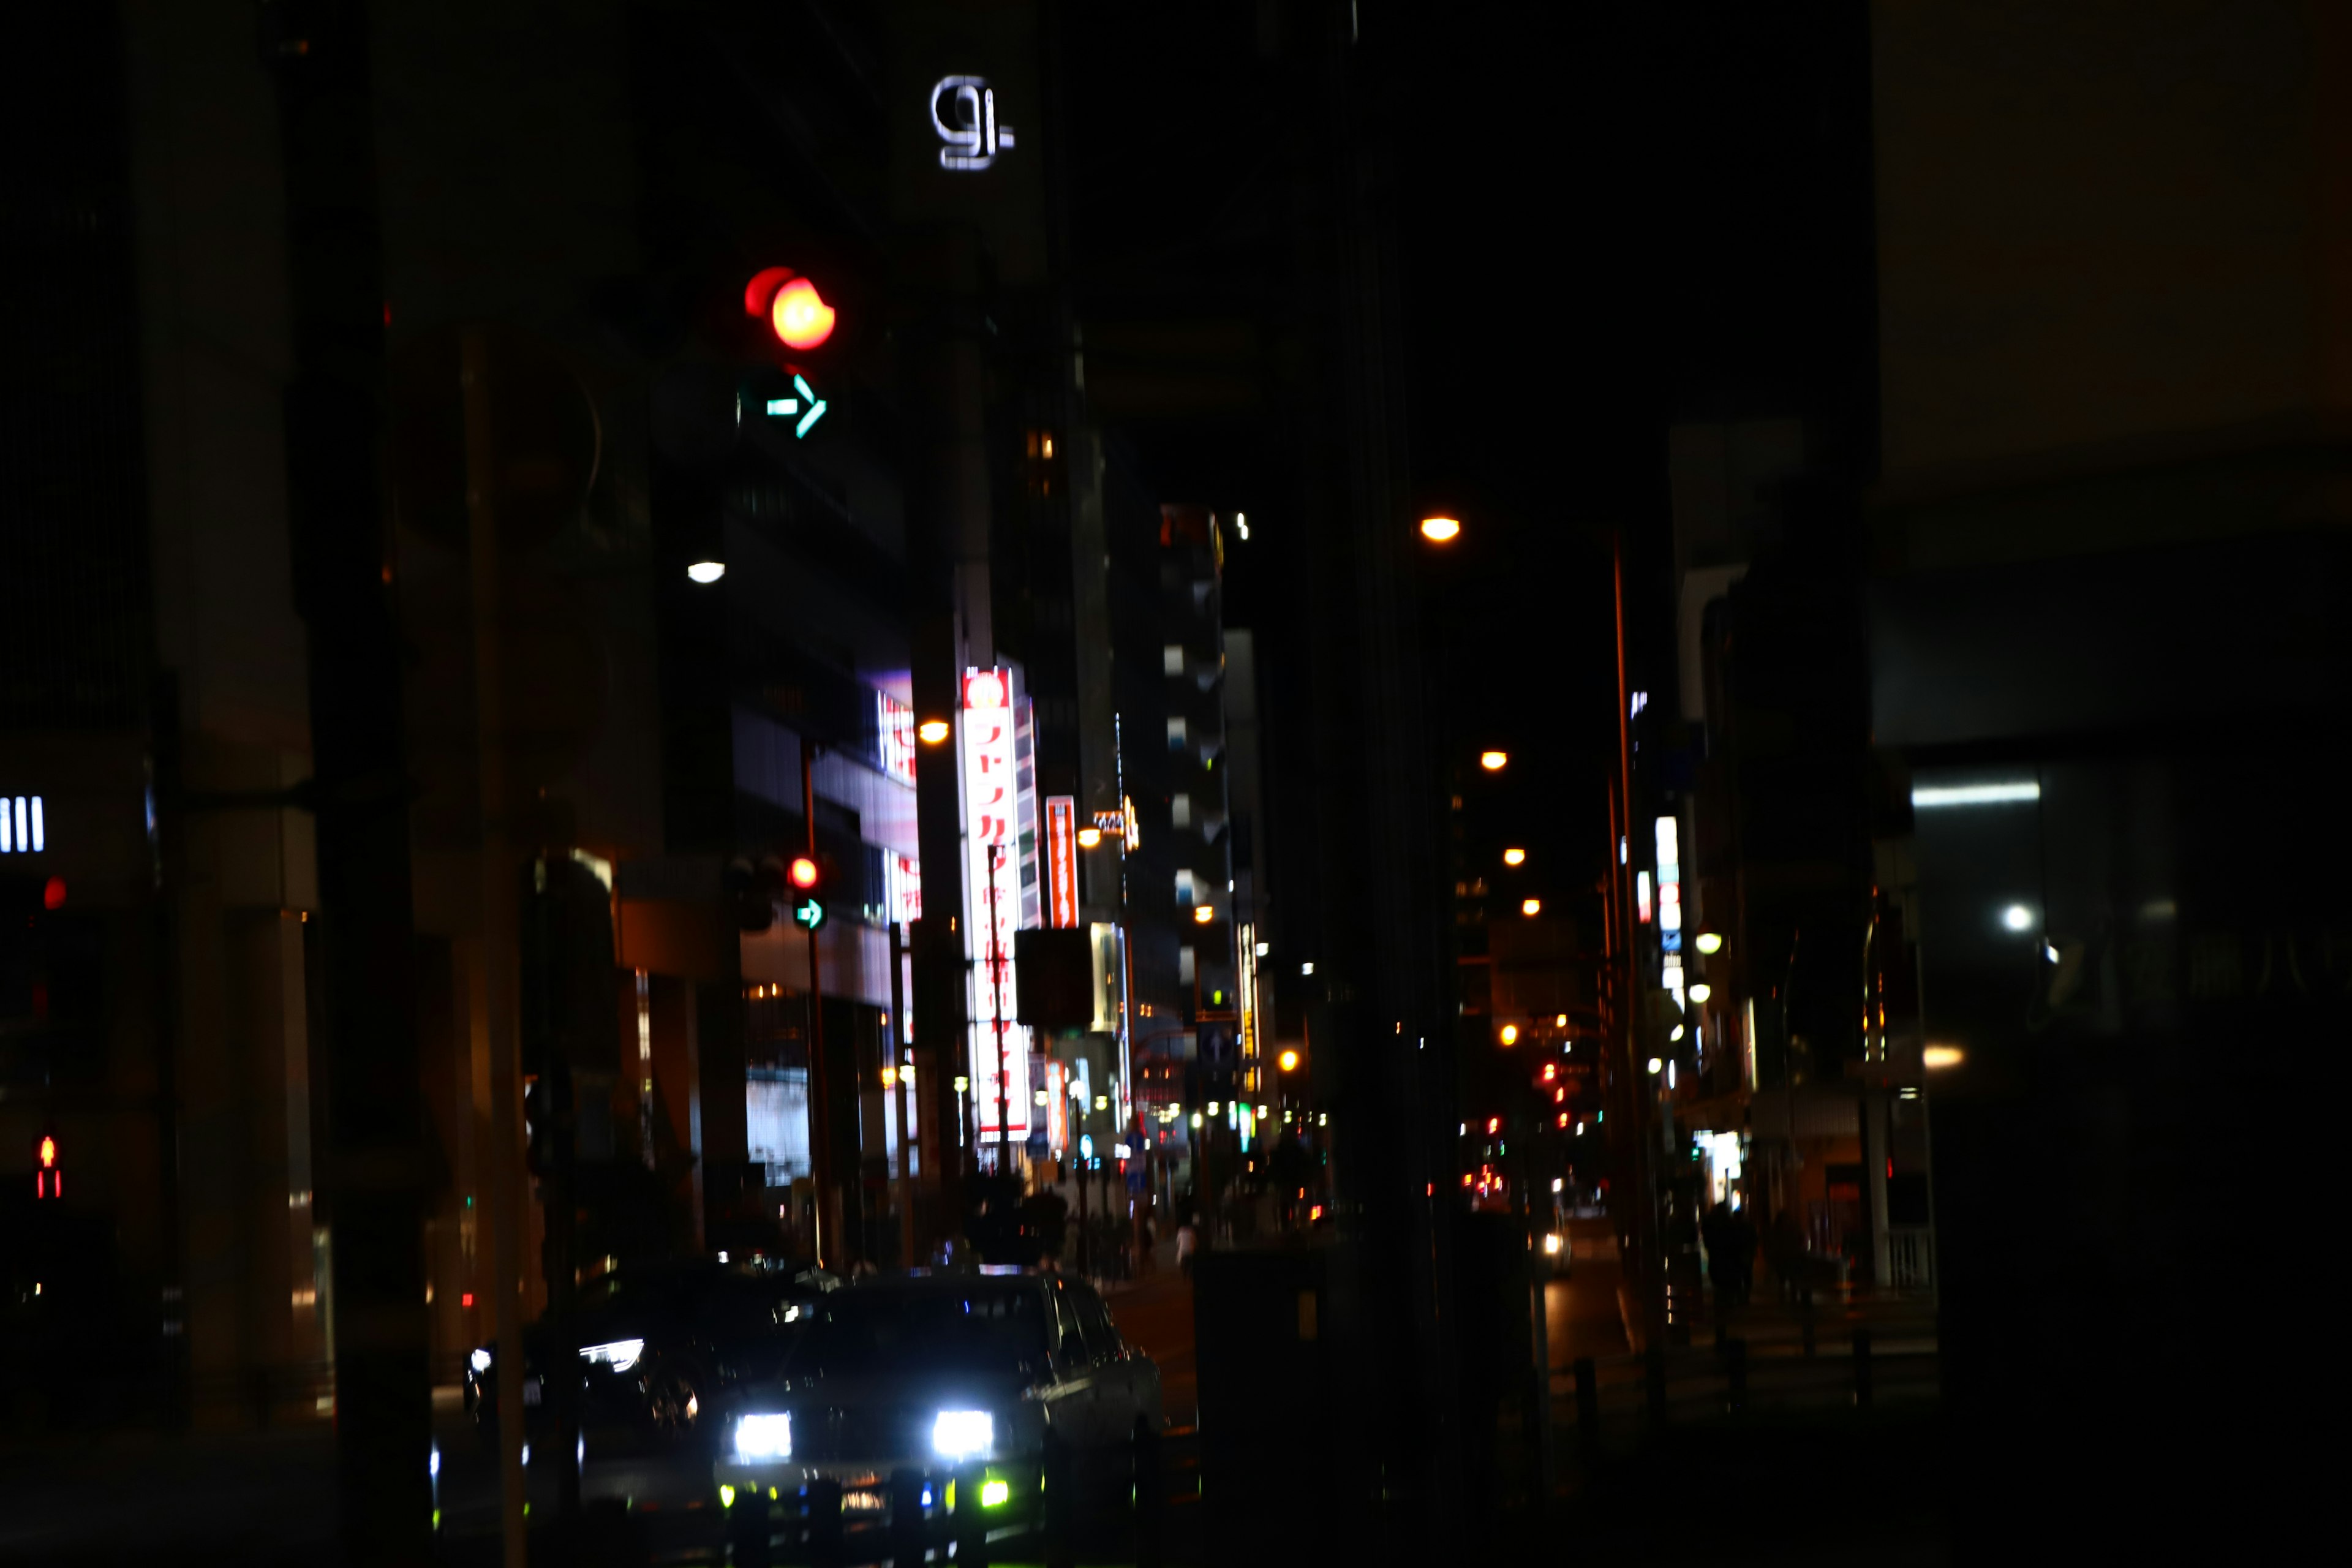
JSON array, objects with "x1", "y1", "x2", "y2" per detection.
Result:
[
  {"x1": 469, "y1": 1349, "x2": 492, "y2": 1374},
  {"x1": 734, "y1": 1412, "x2": 792, "y2": 1461},
  {"x1": 579, "y1": 1338, "x2": 645, "y2": 1373},
  {"x1": 1542, "y1": 1234, "x2": 1564, "y2": 1256},
  {"x1": 932, "y1": 1409, "x2": 994, "y2": 1462}
]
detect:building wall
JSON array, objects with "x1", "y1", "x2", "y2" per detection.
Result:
[{"x1": 1874, "y1": 0, "x2": 2326, "y2": 497}]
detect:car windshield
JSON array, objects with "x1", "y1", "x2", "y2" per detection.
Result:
[{"x1": 792, "y1": 1287, "x2": 1048, "y2": 1379}]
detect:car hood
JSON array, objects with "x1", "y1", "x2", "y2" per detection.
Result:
[{"x1": 756, "y1": 1366, "x2": 1039, "y2": 1412}]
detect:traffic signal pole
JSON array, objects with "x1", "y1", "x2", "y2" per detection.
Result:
[{"x1": 803, "y1": 742, "x2": 839, "y2": 1269}]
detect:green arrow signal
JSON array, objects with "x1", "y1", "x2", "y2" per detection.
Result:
[
  {"x1": 790, "y1": 894, "x2": 827, "y2": 930},
  {"x1": 761, "y1": 374, "x2": 828, "y2": 439}
]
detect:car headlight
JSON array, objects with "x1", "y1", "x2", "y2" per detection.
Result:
[
  {"x1": 1542, "y1": 1234, "x2": 1563, "y2": 1256},
  {"x1": 469, "y1": 1349, "x2": 492, "y2": 1374},
  {"x1": 734, "y1": 1412, "x2": 792, "y2": 1461},
  {"x1": 579, "y1": 1338, "x2": 645, "y2": 1373},
  {"x1": 932, "y1": 1409, "x2": 994, "y2": 1462}
]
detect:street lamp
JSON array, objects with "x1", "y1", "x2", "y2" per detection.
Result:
[
  {"x1": 1278, "y1": 1049, "x2": 1300, "y2": 1072},
  {"x1": 1688, "y1": 982, "x2": 1712, "y2": 1003},
  {"x1": 1076, "y1": 826, "x2": 1102, "y2": 848},
  {"x1": 1694, "y1": 931, "x2": 1723, "y2": 954},
  {"x1": 1520, "y1": 898, "x2": 1542, "y2": 917},
  {"x1": 1502, "y1": 847, "x2": 1526, "y2": 867},
  {"x1": 1419, "y1": 516, "x2": 1461, "y2": 543},
  {"x1": 1479, "y1": 750, "x2": 1508, "y2": 772},
  {"x1": 1193, "y1": 905, "x2": 1215, "y2": 925},
  {"x1": 1498, "y1": 1023, "x2": 1520, "y2": 1047},
  {"x1": 916, "y1": 718, "x2": 951, "y2": 745},
  {"x1": 687, "y1": 560, "x2": 726, "y2": 584}
]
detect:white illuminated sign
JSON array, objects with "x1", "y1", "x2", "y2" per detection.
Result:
[
  {"x1": 876, "y1": 691, "x2": 917, "y2": 786},
  {"x1": 962, "y1": 668, "x2": 1031, "y2": 1143},
  {"x1": 930, "y1": 76, "x2": 1016, "y2": 171},
  {"x1": 1654, "y1": 815, "x2": 1681, "y2": 952},
  {"x1": 0, "y1": 795, "x2": 44, "y2": 854}
]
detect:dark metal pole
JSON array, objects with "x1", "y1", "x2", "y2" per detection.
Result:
[
  {"x1": 1612, "y1": 529, "x2": 1667, "y2": 1357},
  {"x1": 265, "y1": 3, "x2": 431, "y2": 1558},
  {"x1": 804, "y1": 742, "x2": 837, "y2": 1268}
]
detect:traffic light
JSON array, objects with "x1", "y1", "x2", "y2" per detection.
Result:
[
  {"x1": 744, "y1": 267, "x2": 837, "y2": 353},
  {"x1": 34, "y1": 1128, "x2": 59, "y2": 1199},
  {"x1": 728, "y1": 856, "x2": 785, "y2": 933},
  {"x1": 742, "y1": 266, "x2": 841, "y2": 441},
  {"x1": 787, "y1": 854, "x2": 829, "y2": 933}
]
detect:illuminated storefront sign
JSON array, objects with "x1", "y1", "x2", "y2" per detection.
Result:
[
  {"x1": 886, "y1": 853, "x2": 922, "y2": 926},
  {"x1": 962, "y1": 668, "x2": 1030, "y2": 1144},
  {"x1": 878, "y1": 692, "x2": 917, "y2": 786},
  {"x1": 930, "y1": 76, "x2": 1016, "y2": 171},
  {"x1": 1654, "y1": 815, "x2": 1682, "y2": 952},
  {"x1": 1044, "y1": 796, "x2": 1079, "y2": 929}
]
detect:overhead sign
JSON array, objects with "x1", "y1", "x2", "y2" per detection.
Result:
[
  {"x1": 930, "y1": 75, "x2": 1016, "y2": 170},
  {"x1": 1044, "y1": 796, "x2": 1078, "y2": 929},
  {"x1": 962, "y1": 667, "x2": 1030, "y2": 1143}
]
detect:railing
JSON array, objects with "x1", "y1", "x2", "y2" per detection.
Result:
[{"x1": 1886, "y1": 1226, "x2": 1934, "y2": 1291}]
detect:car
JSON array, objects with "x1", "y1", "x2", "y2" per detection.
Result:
[
  {"x1": 714, "y1": 1270, "x2": 1161, "y2": 1522},
  {"x1": 466, "y1": 1258, "x2": 828, "y2": 1448}
]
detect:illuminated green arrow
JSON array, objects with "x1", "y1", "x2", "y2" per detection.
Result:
[{"x1": 763, "y1": 374, "x2": 829, "y2": 439}]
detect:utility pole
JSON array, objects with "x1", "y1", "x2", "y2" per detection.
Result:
[
  {"x1": 265, "y1": 3, "x2": 432, "y2": 1560},
  {"x1": 461, "y1": 330, "x2": 532, "y2": 1564}
]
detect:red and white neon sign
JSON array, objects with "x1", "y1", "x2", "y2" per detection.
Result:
[
  {"x1": 962, "y1": 668, "x2": 1029, "y2": 1142},
  {"x1": 1044, "y1": 796, "x2": 1079, "y2": 929}
]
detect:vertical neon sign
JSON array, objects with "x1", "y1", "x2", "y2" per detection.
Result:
[{"x1": 962, "y1": 669, "x2": 1030, "y2": 1144}]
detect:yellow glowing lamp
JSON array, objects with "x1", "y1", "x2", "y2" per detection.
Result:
[
  {"x1": 1498, "y1": 1023, "x2": 1520, "y2": 1047},
  {"x1": 1420, "y1": 516, "x2": 1461, "y2": 543},
  {"x1": 1502, "y1": 847, "x2": 1526, "y2": 867},
  {"x1": 1278, "y1": 1049, "x2": 1300, "y2": 1072}
]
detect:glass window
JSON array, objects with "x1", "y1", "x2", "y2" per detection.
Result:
[{"x1": 1074, "y1": 1286, "x2": 1121, "y2": 1359}]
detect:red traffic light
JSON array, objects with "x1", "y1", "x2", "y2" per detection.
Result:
[
  {"x1": 788, "y1": 856, "x2": 820, "y2": 891},
  {"x1": 744, "y1": 267, "x2": 837, "y2": 352}
]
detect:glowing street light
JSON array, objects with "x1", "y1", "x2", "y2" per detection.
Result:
[
  {"x1": 1278, "y1": 1049, "x2": 1300, "y2": 1072},
  {"x1": 1688, "y1": 982, "x2": 1712, "y2": 1003},
  {"x1": 687, "y1": 560, "x2": 726, "y2": 584},
  {"x1": 1498, "y1": 1023, "x2": 1520, "y2": 1047},
  {"x1": 1695, "y1": 931, "x2": 1723, "y2": 954},
  {"x1": 1193, "y1": 905, "x2": 1215, "y2": 925},
  {"x1": 1479, "y1": 751, "x2": 1508, "y2": 772},
  {"x1": 1520, "y1": 898, "x2": 1542, "y2": 917},
  {"x1": 1502, "y1": 847, "x2": 1526, "y2": 867},
  {"x1": 1924, "y1": 1045, "x2": 1965, "y2": 1070},
  {"x1": 1419, "y1": 516, "x2": 1461, "y2": 543},
  {"x1": 1076, "y1": 826, "x2": 1103, "y2": 848},
  {"x1": 916, "y1": 718, "x2": 951, "y2": 745}
]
